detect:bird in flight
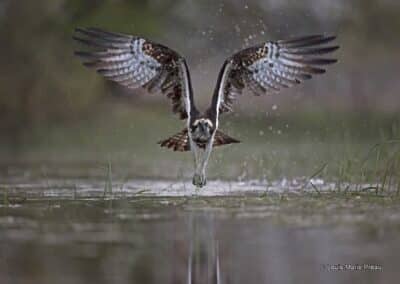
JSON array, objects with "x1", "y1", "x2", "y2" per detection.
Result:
[{"x1": 73, "y1": 28, "x2": 339, "y2": 188}]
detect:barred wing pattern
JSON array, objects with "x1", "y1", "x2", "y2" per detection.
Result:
[
  {"x1": 73, "y1": 28, "x2": 195, "y2": 119},
  {"x1": 213, "y1": 130, "x2": 240, "y2": 147},
  {"x1": 158, "y1": 129, "x2": 240, "y2": 152},
  {"x1": 212, "y1": 35, "x2": 339, "y2": 114},
  {"x1": 158, "y1": 129, "x2": 190, "y2": 152}
]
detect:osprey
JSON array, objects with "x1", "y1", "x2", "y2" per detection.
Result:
[{"x1": 74, "y1": 28, "x2": 339, "y2": 188}]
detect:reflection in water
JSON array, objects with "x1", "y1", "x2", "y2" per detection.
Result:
[
  {"x1": 0, "y1": 195, "x2": 399, "y2": 283},
  {"x1": 186, "y1": 215, "x2": 220, "y2": 284}
]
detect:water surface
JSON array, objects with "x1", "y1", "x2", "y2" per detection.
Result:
[{"x1": 1, "y1": 174, "x2": 399, "y2": 284}]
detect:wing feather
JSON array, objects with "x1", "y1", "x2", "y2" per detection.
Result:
[
  {"x1": 74, "y1": 27, "x2": 196, "y2": 120},
  {"x1": 210, "y1": 34, "x2": 339, "y2": 116},
  {"x1": 158, "y1": 129, "x2": 190, "y2": 152}
]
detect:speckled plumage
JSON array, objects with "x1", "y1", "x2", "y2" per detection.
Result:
[
  {"x1": 215, "y1": 35, "x2": 339, "y2": 115},
  {"x1": 73, "y1": 27, "x2": 190, "y2": 120},
  {"x1": 74, "y1": 28, "x2": 339, "y2": 187}
]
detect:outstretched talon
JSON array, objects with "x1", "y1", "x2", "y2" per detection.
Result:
[{"x1": 192, "y1": 173, "x2": 207, "y2": 188}]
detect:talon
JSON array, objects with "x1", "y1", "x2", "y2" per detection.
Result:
[
  {"x1": 192, "y1": 174, "x2": 200, "y2": 187},
  {"x1": 192, "y1": 173, "x2": 207, "y2": 188}
]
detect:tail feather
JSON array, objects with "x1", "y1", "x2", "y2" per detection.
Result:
[
  {"x1": 158, "y1": 129, "x2": 240, "y2": 152},
  {"x1": 213, "y1": 130, "x2": 240, "y2": 147},
  {"x1": 158, "y1": 129, "x2": 190, "y2": 152}
]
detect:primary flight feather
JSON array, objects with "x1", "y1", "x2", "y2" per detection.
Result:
[{"x1": 74, "y1": 28, "x2": 339, "y2": 187}]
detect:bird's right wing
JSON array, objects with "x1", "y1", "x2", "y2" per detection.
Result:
[
  {"x1": 73, "y1": 27, "x2": 196, "y2": 120},
  {"x1": 210, "y1": 35, "x2": 339, "y2": 116}
]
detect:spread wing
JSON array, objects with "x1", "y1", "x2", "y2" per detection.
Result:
[
  {"x1": 73, "y1": 27, "x2": 196, "y2": 120},
  {"x1": 210, "y1": 35, "x2": 339, "y2": 116}
]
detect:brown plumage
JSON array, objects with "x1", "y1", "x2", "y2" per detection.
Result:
[
  {"x1": 158, "y1": 129, "x2": 240, "y2": 152},
  {"x1": 73, "y1": 27, "x2": 195, "y2": 120},
  {"x1": 212, "y1": 35, "x2": 339, "y2": 115},
  {"x1": 74, "y1": 28, "x2": 339, "y2": 187}
]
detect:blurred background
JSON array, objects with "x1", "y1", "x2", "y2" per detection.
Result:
[
  {"x1": 2, "y1": 2, "x2": 400, "y2": 284},
  {"x1": 1, "y1": 0, "x2": 399, "y2": 180}
]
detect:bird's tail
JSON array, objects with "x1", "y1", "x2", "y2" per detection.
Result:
[
  {"x1": 158, "y1": 129, "x2": 190, "y2": 152},
  {"x1": 213, "y1": 130, "x2": 240, "y2": 147},
  {"x1": 158, "y1": 129, "x2": 240, "y2": 152}
]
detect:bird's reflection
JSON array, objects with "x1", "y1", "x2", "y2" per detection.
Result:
[{"x1": 185, "y1": 214, "x2": 221, "y2": 284}]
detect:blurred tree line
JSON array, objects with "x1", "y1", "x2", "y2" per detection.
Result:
[
  {"x1": 0, "y1": 0, "x2": 399, "y2": 145},
  {"x1": 0, "y1": 0, "x2": 177, "y2": 144}
]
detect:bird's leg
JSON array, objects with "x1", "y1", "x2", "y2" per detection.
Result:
[
  {"x1": 199, "y1": 139, "x2": 214, "y2": 185},
  {"x1": 192, "y1": 138, "x2": 214, "y2": 188},
  {"x1": 189, "y1": 139, "x2": 200, "y2": 169},
  {"x1": 190, "y1": 140, "x2": 204, "y2": 188}
]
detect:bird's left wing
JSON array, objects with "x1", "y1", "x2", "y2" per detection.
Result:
[
  {"x1": 73, "y1": 27, "x2": 196, "y2": 120},
  {"x1": 209, "y1": 35, "x2": 339, "y2": 117}
]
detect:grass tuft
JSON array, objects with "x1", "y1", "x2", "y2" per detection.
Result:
[
  {"x1": 3, "y1": 187, "x2": 9, "y2": 207},
  {"x1": 103, "y1": 160, "x2": 113, "y2": 197}
]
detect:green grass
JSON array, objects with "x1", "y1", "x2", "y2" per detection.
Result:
[
  {"x1": 0, "y1": 103, "x2": 399, "y2": 188},
  {"x1": 103, "y1": 160, "x2": 113, "y2": 197},
  {"x1": 3, "y1": 186, "x2": 8, "y2": 207}
]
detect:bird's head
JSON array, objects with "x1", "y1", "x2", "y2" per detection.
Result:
[{"x1": 191, "y1": 118, "x2": 214, "y2": 142}]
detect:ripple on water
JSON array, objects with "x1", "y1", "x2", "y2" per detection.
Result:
[{"x1": 0, "y1": 177, "x2": 345, "y2": 198}]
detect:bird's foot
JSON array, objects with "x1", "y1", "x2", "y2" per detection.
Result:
[{"x1": 192, "y1": 173, "x2": 207, "y2": 188}]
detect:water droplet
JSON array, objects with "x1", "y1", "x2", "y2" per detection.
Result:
[
  {"x1": 244, "y1": 4, "x2": 249, "y2": 9},
  {"x1": 272, "y1": 104, "x2": 278, "y2": 111},
  {"x1": 234, "y1": 24, "x2": 241, "y2": 33},
  {"x1": 259, "y1": 130, "x2": 264, "y2": 136}
]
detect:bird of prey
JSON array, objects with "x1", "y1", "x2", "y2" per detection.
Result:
[{"x1": 73, "y1": 28, "x2": 339, "y2": 188}]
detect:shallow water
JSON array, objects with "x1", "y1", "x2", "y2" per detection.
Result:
[{"x1": 1, "y1": 173, "x2": 399, "y2": 283}]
